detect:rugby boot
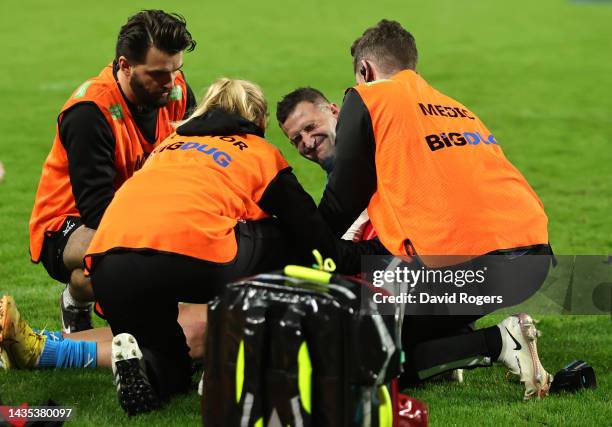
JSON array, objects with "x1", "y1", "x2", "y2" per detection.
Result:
[
  {"x1": 60, "y1": 291, "x2": 93, "y2": 334},
  {"x1": 497, "y1": 313, "x2": 553, "y2": 400},
  {"x1": 0, "y1": 295, "x2": 47, "y2": 368},
  {"x1": 112, "y1": 333, "x2": 161, "y2": 416},
  {"x1": 0, "y1": 345, "x2": 12, "y2": 370}
]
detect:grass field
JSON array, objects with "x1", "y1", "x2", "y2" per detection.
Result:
[{"x1": 1, "y1": 0, "x2": 611, "y2": 425}]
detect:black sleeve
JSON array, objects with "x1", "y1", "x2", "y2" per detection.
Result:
[
  {"x1": 184, "y1": 82, "x2": 197, "y2": 119},
  {"x1": 259, "y1": 168, "x2": 388, "y2": 274},
  {"x1": 318, "y1": 89, "x2": 377, "y2": 237},
  {"x1": 59, "y1": 103, "x2": 116, "y2": 229}
]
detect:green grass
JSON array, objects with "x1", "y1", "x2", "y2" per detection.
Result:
[
  {"x1": 410, "y1": 314, "x2": 612, "y2": 427},
  {"x1": 1, "y1": 0, "x2": 611, "y2": 425}
]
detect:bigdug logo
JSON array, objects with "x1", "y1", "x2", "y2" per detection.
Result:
[
  {"x1": 425, "y1": 132, "x2": 498, "y2": 152},
  {"x1": 151, "y1": 135, "x2": 250, "y2": 168}
]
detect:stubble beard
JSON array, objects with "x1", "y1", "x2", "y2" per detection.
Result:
[{"x1": 129, "y1": 74, "x2": 169, "y2": 109}]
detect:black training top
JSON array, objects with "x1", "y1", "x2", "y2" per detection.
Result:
[{"x1": 319, "y1": 89, "x2": 377, "y2": 237}]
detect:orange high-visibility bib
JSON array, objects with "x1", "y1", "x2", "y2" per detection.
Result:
[
  {"x1": 84, "y1": 132, "x2": 289, "y2": 272},
  {"x1": 29, "y1": 64, "x2": 188, "y2": 262},
  {"x1": 355, "y1": 70, "x2": 548, "y2": 264}
]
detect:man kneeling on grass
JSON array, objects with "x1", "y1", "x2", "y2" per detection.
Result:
[{"x1": 306, "y1": 19, "x2": 555, "y2": 401}]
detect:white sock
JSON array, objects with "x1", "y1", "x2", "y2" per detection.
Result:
[{"x1": 63, "y1": 286, "x2": 91, "y2": 308}]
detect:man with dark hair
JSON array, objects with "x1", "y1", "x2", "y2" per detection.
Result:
[
  {"x1": 277, "y1": 87, "x2": 339, "y2": 174},
  {"x1": 29, "y1": 10, "x2": 197, "y2": 333},
  {"x1": 317, "y1": 19, "x2": 555, "y2": 400},
  {"x1": 350, "y1": 19, "x2": 418, "y2": 74},
  {"x1": 278, "y1": 87, "x2": 372, "y2": 242}
]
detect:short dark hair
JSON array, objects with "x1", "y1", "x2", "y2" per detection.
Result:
[
  {"x1": 276, "y1": 87, "x2": 330, "y2": 125},
  {"x1": 351, "y1": 19, "x2": 417, "y2": 75},
  {"x1": 115, "y1": 10, "x2": 196, "y2": 63}
]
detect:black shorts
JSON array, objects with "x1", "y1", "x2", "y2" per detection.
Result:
[
  {"x1": 40, "y1": 216, "x2": 83, "y2": 283},
  {"x1": 92, "y1": 218, "x2": 295, "y2": 304},
  {"x1": 90, "y1": 218, "x2": 294, "y2": 398}
]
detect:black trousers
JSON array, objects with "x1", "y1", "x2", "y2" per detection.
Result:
[
  {"x1": 399, "y1": 245, "x2": 553, "y2": 384},
  {"x1": 92, "y1": 219, "x2": 293, "y2": 400}
]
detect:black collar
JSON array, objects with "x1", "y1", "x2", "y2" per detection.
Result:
[{"x1": 177, "y1": 108, "x2": 265, "y2": 138}]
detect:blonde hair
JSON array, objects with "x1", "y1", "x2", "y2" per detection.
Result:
[{"x1": 186, "y1": 78, "x2": 267, "y2": 126}]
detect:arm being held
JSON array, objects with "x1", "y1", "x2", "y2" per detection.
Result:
[{"x1": 258, "y1": 168, "x2": 387, "y2": 275}]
